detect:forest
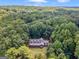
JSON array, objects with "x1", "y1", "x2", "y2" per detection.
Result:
[{"x1": 0, "y1": 6, "x2": 79, "y2": 59}]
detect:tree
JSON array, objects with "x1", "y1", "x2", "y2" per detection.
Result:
[
  {"x1": 0, "y1": 19, "x2": 29, "y2": 52},
  {"x1": 75, "y1": 31, "x2": 79, "y2": 59},
  {"x1": 58, "y1": 53, "x2": 67, "y2": 59},
  {"x1": 5, "y1": 45, "x2": 33, "y2": 59},
  {"x1": 28, "y1": 21, "x2": 52, "y2": 39},
  {"x1": 51, "y1": 21, "x2": 78, "y2": 59}
]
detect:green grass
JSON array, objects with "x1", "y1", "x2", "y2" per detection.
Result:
[{"x1": 30, "y1": 47, "x2": 47, "y2": 59}]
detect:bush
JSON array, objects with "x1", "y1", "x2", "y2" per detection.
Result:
[{"x1": 5, "y1": 46, "x2": 33, "y2": 59}]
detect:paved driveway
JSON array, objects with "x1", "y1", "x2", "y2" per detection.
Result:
[{"x1": 0, "y1": 57, "x2": 7, "y2": 59}]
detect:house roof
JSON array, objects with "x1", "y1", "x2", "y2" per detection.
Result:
[
  {"x1": 29, "y1": 38, "x2": 44, "y2": 42},
  {"x1": 29, "y1": 38, "x2": 49, "y2": 47}
]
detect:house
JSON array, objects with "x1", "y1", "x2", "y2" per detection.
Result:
[{"x1": 29, "y1": 38, "x2": 49, "y2": 47}]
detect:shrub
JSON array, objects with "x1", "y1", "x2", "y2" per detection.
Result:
[{"x1": 5, "y1": 46, "x2": 33, "y2": 59}]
